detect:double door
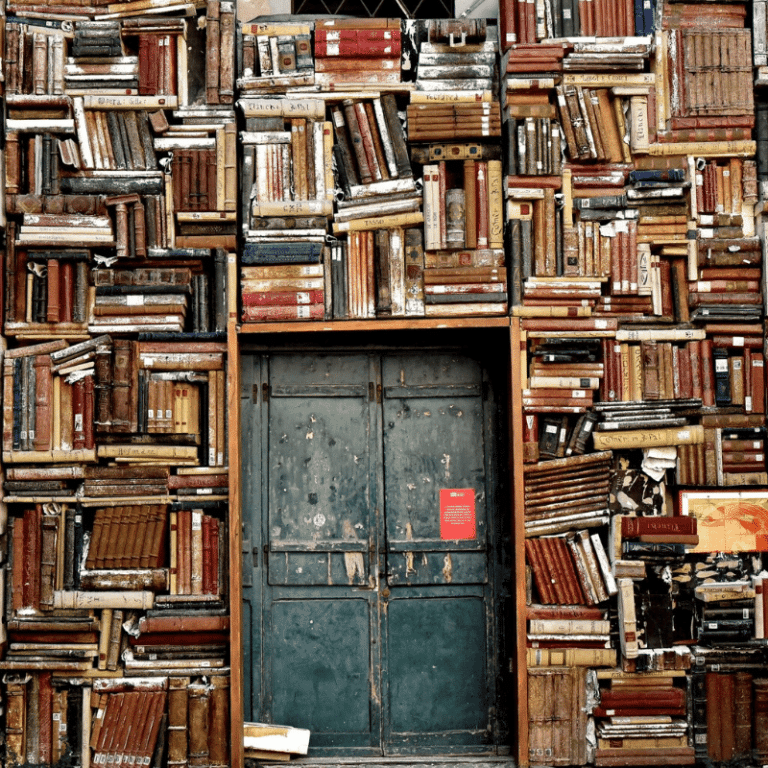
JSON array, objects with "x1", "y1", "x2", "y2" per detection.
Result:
[{"x1": 241, "y1": 349, "x2": 508, "y2": 756}]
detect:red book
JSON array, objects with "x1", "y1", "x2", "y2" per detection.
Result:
[
  {"x1": 11, "y1": 518, "x2": 24, "y2": 613},
  {"x1": 701, "y1": 338, "x2": 715, "y2": 407},
  {"x1": 622, "y1": 516, "x2": 697, "y2": 537},
  {"x1": 168, "y1": 473, "x2": 228, "y2": 489},
  {"x1": 177, "y1": 508, "x2": 190, "y2": 594},
  {"x1": 137, "y1": 613, "x2": 230, "y2": 634},
  {"x1": 354, "y1": 101, "x2": 381, "y2": 182},
  {"x1": 46, "y1": 259, "x2": 61, "y2": 323},
  {"x1": 749, "y1": 351, "x2": 765, "y2": 414},
  {"x1": 315, "y1": 38, "x2": 401, "y2": 57},
  {"x1": 24, "y1": 506, "x2": 42, "y2": 611},
  {"x1": 33, "y1": 354, "x2": 53, "y2": 452},
  {"x1": 241, "y1": 289, "x2": 324, "y2": 307},
  {"x1": 60, "y1": 261, "x2": 74, "y2": 323},
  {"x1": 202, "y1": 514, "x2": 213, "y2": 595},
  {"x1": 128, "y1": 631, "x2": 228, "y2": 646},
  {"x1": 600, "y1": 688, "x2": 686, "y2": 707},
  {"x1": 315, "y1": 27, "x2": 399, "y2": 40},
  {"x1": 498, "y1": 0, "x2": 517, "y2": 49}
]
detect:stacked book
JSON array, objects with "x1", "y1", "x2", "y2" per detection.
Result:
[
  {"x1": 91, "y1": 266, "x2": 192, "y2": 335},
  {"x1": 168, "y1": 505, "x2": 224, "y2": 597},
  {"x1": 125, "y1": 606, "x2": 228, "y2": 672},
  {"x1": 593, "y1": 677, "x2": 694, "y2": 766},
  {"x1": 89, "y1": 690, "x2": 167, "y2": 765},
  {"x1": 84, "y1": 504, "x2": 168, "y2": 572},
  {"x1": 159, "y1": 107, "x2": 238, "y2": 250},
  {"x1": 0, "y1": 1, "x2": 238, "y2": 761},
  {"x1": 410, "y1": 21, "x2": 500, "y2": 141},
  {"x1": 238, "y1": 97, "x2": 333, "y2": 321},
  {"x1": 523, "y1": 452, "x2": 613, "y2": 535},
  {"x1": 237, "y1": 20, "x2": 314, "y2": 93},
  {"x1": 330, "y1": 94, "x2": 422, "y2": 319},
  {"x1": 314, "y1": 18, "x2": 403, "y2": 88},
  {"x1": 499, "y1": 0, "x2": 648, "y2": 42}
]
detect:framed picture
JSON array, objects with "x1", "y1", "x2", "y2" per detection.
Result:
[{"x1": 679, "y1": 490, "x2": 768, "y2": 553}]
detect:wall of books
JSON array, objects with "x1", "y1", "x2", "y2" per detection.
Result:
[
  {"x1": 0, "y1": 0, "x2": 236, "y2": 765},
  {"x1": 2, "y1": 0, "x2": 768, "y2": 764}
]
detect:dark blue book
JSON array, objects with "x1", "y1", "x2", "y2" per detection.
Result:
[
  {"x1": 643, "y1": 0, "x2": 655, "y2": 35},
  {"x1": 96, "y1": 285, "x2": 191, "y2": 295},
  {"x1": 634, "y1": 0, "x2": 644, "y2": 35},
  {"x1": 213, "y1": 248, "x2": 227, "y2": 332},
  {"x1": 147, "y1": 247, "x2": 212, "y2": 259},
  {"x1": 12, "y1": 358, "x2": 22, "y2": 451},
  {"x1": 242, "y1": 241, "x2": 323, "y2": 264},
  {"x1": 629, "y1": 169, "x2": 686, "y2": 183},
  {"x1": 137, "y1": 332, "x2": 226, "y2": 342},
  {"x1": 425, "y1": 293, "x2": 509, "y2": 304}
]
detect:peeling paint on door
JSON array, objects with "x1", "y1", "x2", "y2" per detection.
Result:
[
  {"x1": 343, "y1": 520, "x2": 366, "y2": 585},
  {"x1": 404, "y1": 522, "x2": 416, "y2": 577},
  {"x1": 442, "y1": 553, "x2": 453, "y2": 583}
]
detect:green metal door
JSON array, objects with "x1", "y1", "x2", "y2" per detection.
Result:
[{"x1": 241, "y1": 349, "x2": 506, "y2": 757}]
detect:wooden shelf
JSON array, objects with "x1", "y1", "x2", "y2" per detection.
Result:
[{"x1": 238, "y1": 316, "x2": 513, "y2": 334}]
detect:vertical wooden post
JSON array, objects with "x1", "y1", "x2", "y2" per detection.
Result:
[
  {"x1": 510, "y1": 317, "x2": 529, "y2": 768},
  {"x1": 228, "y1": 321, "x2": 244, "y2": 768}
]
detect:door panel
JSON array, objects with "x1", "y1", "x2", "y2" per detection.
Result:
[
  {"x1": 266, "y1": 392, "x2": 373, "y2": 588},
  {"x1": 270, "y1": 598, "x2": 376, "y2": 737},
  {"x1": 382, "y1": 353, "x2": 488, "y2": 588},
  {"x1": 387, "y1": 595, "x2": 487, "y2": 734}
]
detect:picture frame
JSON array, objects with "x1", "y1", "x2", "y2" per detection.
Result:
[{"x1": 679, "y1": 490, "x2": 768, "y2": 553}]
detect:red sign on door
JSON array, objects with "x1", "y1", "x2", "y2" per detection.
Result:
[{"x1": 440, "y1": 488, "x2": 476, "y2": 540}]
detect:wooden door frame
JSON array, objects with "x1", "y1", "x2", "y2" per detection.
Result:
[{"x1": 229, "y1": 319, "x2": 528, "y2": 768}]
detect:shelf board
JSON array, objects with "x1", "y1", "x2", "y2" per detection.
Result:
[{"x1": 238, "y1": 317, "x2": 512, "y2": 334}]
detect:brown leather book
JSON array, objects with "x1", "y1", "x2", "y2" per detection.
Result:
[
  {"x1": 206, "y1": 0, "x2": 221, "y2": 104},
  {"x1": 188, "y1": 682, "x2": 211, "y2": 767},
  {"x1": 525, "y1": 538, "x2": 555, "y2": 604},
  {"x1": 5, "y1": 674, "x2": 27, "y2": 766},
  {"x1": 355, "y1": 101, "x2": 381, "y2": 184},
  {"x1": 167, "y1": 677, "x2": 190, "y2": 768},
  {"x1": 25, "y1": 506, "x2": 43, "y2": 611},
  {"x1": 208, "y1": 675, "x2": 230, "y2": 766},
  {"x1": 111, "y1": 339, "x2": 137, "y2": 433},
  {"x1": 33, "y1": 355, "x2": 53, "y2": 452},
  {"x1": 343, "y1": 99, "x2": 372, "y2": 184},
  {"x1": 44, "y1": 260, "x2": 60, "y2": 324},
  {"x1": 40, "y1": 516, "x2": 57, "y2": 611},
  {"x1": 138, "y1": 613, "x2": 229, "y2": 635},
  {"x1": 219, "y1": 2, "x2": 235, "y2": 103}
]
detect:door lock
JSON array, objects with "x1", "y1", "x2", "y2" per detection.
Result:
[{"x1": 380, "y1": 586, "x2": 391, "y2": 600}]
